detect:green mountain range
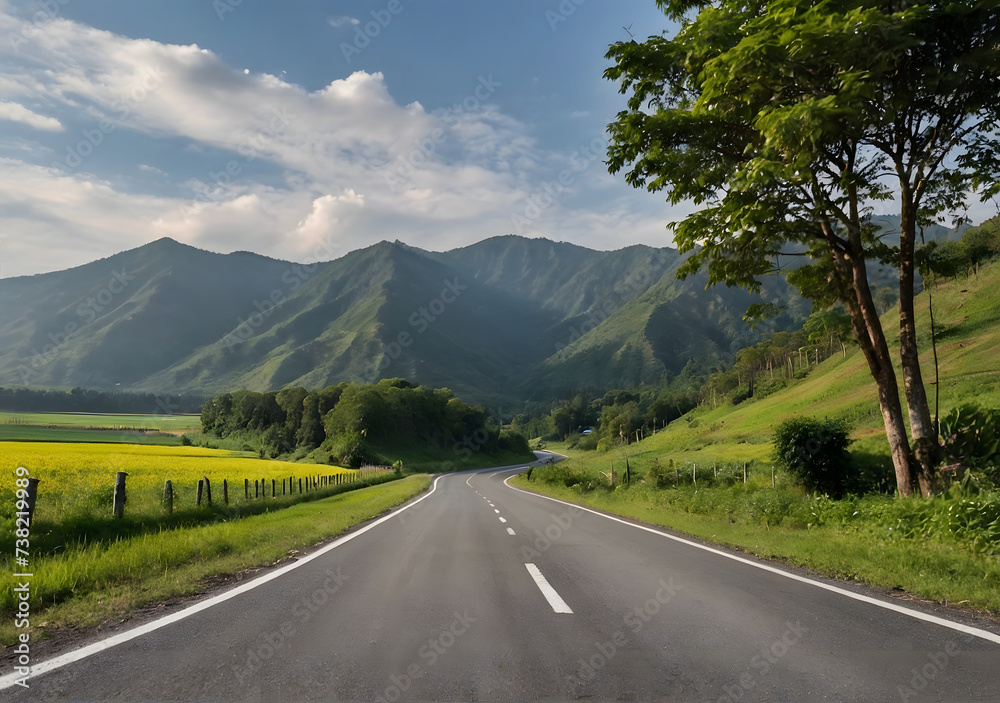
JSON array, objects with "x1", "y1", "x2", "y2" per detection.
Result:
[{"x1": 0, "y1": 236, "x2": 805, "y2": 405}]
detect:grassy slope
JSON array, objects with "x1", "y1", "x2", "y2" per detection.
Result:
[
  {"x1": 623, "y1": 258, "x2": 1000, "y2": 470},
  {"x1": 513, "y1": 261, "x2": 1000, "y2": 614}
]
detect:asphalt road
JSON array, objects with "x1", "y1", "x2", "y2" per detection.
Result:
[{"x1": 4, "y1": 454, "x2": 1000, "y2": 702}]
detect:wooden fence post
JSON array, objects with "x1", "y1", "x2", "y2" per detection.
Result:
[
  {"x1": 24, "y1": 477, "x2": 40, "y2": 523},
  {"x1": 197, "y1": 480, "x2": 204, "y2": 507},
  {"x1": 299, "y1": 478, "x2": 303, "y2": 494},
  {"x1": 113, "y1": 472, "x2": 128, "y2": 518},
  {"x1": 245, "y1": 478, "x2": 250, "y2": 501},
  {"x1": 204, "y1": 477, "x2": 212, "y2": 506},
  {"x1": 272, "y1": 479, "x2": 276, "y2": 498},
  {"x1": 223, "y1": 479, "x2": 229, "y2": 506},
  {"x1": 743, "y1": 462, "x2": 747, "y2": 484},
  {"x1": 163, "y1": 480, "x2": 173, "y2": 514},
  {"x1": 692, "y1": 463, "x2": 696, "y2": 485},
  {"x1": 255, "y1": 480, "x2": 259, "y2": 498}
]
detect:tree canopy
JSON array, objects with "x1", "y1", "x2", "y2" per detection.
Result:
[{"x1": 606, "y1": 0, "x2": 1000, "y2": 496}]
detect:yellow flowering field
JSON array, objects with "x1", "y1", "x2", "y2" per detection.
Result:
[{"x1": 1, "y1": 442, "x2": 357, "y2": 521}]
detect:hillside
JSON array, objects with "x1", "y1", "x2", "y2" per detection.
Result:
[
  {"x1": 587, "y1": 257, "x2": 1000, "y2": 471},
  {"x1": 0, "y1": 236, "x2": 802, "y2": 404}
]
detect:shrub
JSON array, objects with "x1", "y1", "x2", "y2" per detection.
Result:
[
  {"x1": 644, "y1": 457, "x2": 673, "y2": 488},
  {"x1": 939, "y1": 404, "x2": 1000, "y2": 487},
  {"x1": 576, "y1": 433, "x2": 599, "y2": 451},
  {"x1": 531, "y1": 463, "x2": 590, "y2": 488},
  {"x1": 773, "y1": 416, "x2": 853, "y2": 497}
]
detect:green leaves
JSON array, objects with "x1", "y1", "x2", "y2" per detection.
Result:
[{"x1": 606, "y1": 0, "x2": 1000, "y2": 296}]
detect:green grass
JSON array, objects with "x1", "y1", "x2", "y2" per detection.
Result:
[
  {"x1": 0, "y1": 411, "x2": 200, "y2": 444},
  {"x1": 0, "y1": 474, "x2": 431, "y2": 645},
  {"x1": 0, "y1": 425, "x2": 183, "y2": 445},
  {"x1": 0, "y1": 411, "x2": 202, "y2": 432}
]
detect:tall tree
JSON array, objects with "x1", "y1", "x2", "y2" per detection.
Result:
[{"x1": 605, "y1": 0, "x2": 1000, "y2": 496}]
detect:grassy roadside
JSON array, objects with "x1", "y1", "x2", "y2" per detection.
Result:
[
  {"x1": 510, "y1": 467, "x2": 1000, "y2": 617},
  {"x1": 0, "y1": 474, "x2": 431, "y2": 647}
]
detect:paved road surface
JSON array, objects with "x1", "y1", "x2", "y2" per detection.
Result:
[{"x1": 4, "y1": 456, "x2": 1000, "y2": 702}]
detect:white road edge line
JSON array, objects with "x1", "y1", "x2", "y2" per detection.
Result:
[
  {"x1": 525, "y1": 563, "x2": 573, "y2": 614},
  {"x1": 503, "y1": 472, "x2": 1000, "y2": 645},
  {"x1": 0, "y1": 475, "x2": 447, "y2": 692}
]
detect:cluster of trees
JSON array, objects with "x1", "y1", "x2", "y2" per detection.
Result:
[
  {"x1": 0, "y1": 387, "x2": 204, "y2": 414},
  {"x1": 925, "y1": 219, "x2": 1000, "y2": 280},
  {"x1": 201, "y1": 378, "x2": 528, "y2": 467},
  {"x1": 513, "y1": 387, "x2": 697, "y2": 449}
]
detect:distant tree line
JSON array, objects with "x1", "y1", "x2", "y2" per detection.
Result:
[
  {"x1": 200, "y1": 378, "x2": 529, "y2": 467},
  {"x1": 923, "y1": 218, "x2": 1000, "y2": 280},
  {"x1": 0, "y1": 386, "x2": 204, "y2": 414}
]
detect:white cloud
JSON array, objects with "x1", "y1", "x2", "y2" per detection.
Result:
[
  {"x1": 290, "y1": 191, "x2": 364, "y2": 258},
  {"x1": 0, "y1": 8, "x2": 675, "y2": 277},
  {"x1": 570, "y1": 110, "x2": 590, "y2": 119},
  {"x1": 0, "y1": 101, "x2": 62, "y2": 131},
  {"x1": 328, "y1": 16, "x2": 360, "y2": 28}
]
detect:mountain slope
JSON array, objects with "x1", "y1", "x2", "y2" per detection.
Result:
[
  {"x1": 0, "y1": 239, "x2": 294, "y2": 389},
  {"x1": 0, "y1": 236, "x2": 805, "y2": 404}
]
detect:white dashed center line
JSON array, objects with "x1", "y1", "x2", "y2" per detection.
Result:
[{"x1": 525, "y1": 563, "x2": 573, "y2": 614}]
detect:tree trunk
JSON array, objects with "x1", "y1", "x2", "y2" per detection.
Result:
[
  {"x1": 829, "y1": 225, "x2": 918, "y2": 496},
  {"x1": 898, "y1": 198, "x2": 939, "y2": 496}
]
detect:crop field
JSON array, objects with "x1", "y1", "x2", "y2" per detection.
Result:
[
  {"x1": 0, "y1": 441, "x2": 363, "y2": 528},
  {"x1": 0, "y1": 412, "x2": 201, "y2": 444},
  {"x1": 0, "y1": 411, "x2": 202, "y2": 432}
]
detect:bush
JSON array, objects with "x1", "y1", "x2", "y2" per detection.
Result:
[
  {"x1": 531, "y1": 463, "x2": 591, "y2": 489},
  {"x1": 773, "y1": 416, "x2": 853, "y2": 497},
  {"x1": 644, "y1": 457, "x2": 673, "y2": 488},
  {"x1": 939, "y1": 404, "x2": 1000, "y2": 487}
]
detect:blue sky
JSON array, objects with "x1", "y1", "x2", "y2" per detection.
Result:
[{"x1": 0, "y1": 0, "x2": 686, "y2": 277}]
